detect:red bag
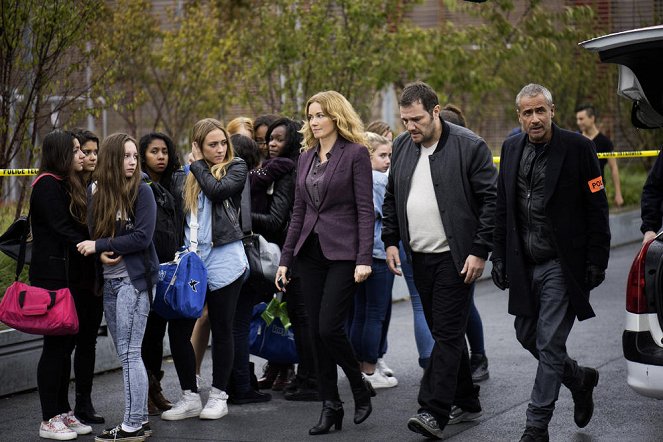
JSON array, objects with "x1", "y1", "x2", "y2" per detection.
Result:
[{"x1": 0, "y1": 281, "x2": 79, "y2": 335}]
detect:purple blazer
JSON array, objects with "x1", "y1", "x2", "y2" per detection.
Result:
[{"x1": 280, "y1": 136, "x2": 374, "y2": 267}]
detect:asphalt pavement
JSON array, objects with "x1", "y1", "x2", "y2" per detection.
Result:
[{"x1": 1, "y1": 241, "x2": 662, "y2": 441}]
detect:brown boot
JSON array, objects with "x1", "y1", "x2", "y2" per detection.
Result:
[
  {"x1": 148, "y1": 396, "x2": 161, "y2": 416},
  {"x1": 148, "y1": 370, "x2": 172, "y2": 411}
]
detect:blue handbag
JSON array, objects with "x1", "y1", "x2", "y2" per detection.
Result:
[
  {"x1": 249, "y1": 297, "x2": 299, "y2": 364},
  {"x1": 153, "y1": 211, "x2": 207, "y2": 320}
]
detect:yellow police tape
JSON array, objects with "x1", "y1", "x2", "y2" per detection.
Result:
[
  {"x1": 0, "y1": 168, "x2": 39, "y2": 176},
  {"x1": 492, "y1": 149, "x2": 660, "y2": 165},
  {"x1": 1, "y1": 150, "x2": 660, "y2": 174}
]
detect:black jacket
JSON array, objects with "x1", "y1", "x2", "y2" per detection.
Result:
[
  {"x1": 189, "y1": 158, "x2": 247, "y2": 246},
  {"x1": 516, "y1": 140, "x2": 556, "y2": 263},
  {"x1": 252, "y1": 170, "x2": 295, "y2": 247},
  {"x1": 382, "y1": 119, "x2": 497, "y2": 272},
  {"x1": 29, "y1": 174, "x2": 94, "y2": 291},
  {"x1": 492, "y1": 124, "x2": 611, "y2": 321}
]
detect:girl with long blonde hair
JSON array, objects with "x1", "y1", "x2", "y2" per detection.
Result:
[
  {"x1": 77, "y1": 132, "x2": 159, "y2": 441},
  {"x1": 160, "y1": 118, "x2": 248, "y2": 422}
]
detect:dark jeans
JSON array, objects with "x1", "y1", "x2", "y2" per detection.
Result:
[
  {"x1": 296, "y1": 234, "x2": 363, "y2": 401},
  {"x1": 411, "y1": 252, "x2": 479, "y2": 427},
  {"x1": 73, "y1": 289, "x2": 103, "y2": 398},
  {"x1": 141, "y1": 311, "x2": 168, "y2": 376},
  {"x1": 207, "y1": 276, "x2": 244, "y2": 391},
  {"x1": 350, "y1": 259, "x2": 395, "y2": 364},
  {"x1": 514, "y1": 259, "x2": 583, "y2": 429},
  {"x1": 167, "y1": 317, "x2": 198, "y2": 392}
]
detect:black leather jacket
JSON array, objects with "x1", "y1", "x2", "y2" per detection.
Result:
[
  {"x1": 252, "y1": 170, "x2": 295, "y2": 247},
  {"x1": 516, "y1": 140, "x2": 557, "y2": 263},
  {"x1": 188, "y1": 158, "x2": 248, "y2": 247}
]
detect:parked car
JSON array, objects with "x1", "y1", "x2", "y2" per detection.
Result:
[{"x1": 581, "y1": 24, "x2": 663, "y2": 399}]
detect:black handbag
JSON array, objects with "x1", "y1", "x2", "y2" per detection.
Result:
[
  {"x1": 0, "y1": 215, "x2": 32, "y2": 263},
  {"x1": 239, "y1": 177, "x2": 281, "y2": 298}
]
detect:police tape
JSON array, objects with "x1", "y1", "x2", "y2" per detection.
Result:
[
  {"x1": 492, "y1": 149, "x2": 661, "y2": 164},
  {"x1": 0, "y1": 168, "x2": 39, "y2": 176},
  {"x1": 2, "y1": 150, "x2": 661, "y2": 174}
]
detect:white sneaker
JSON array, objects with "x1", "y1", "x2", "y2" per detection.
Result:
[
  {"x1": 377, "y1": 358, "x2": 394, "y2": 377},
  {"x1": 39, "y1": 415, "x2": 77, "y2": 440},
  {"x1": 60, "y1": 411, "x2": 92, "y2": 435},
  {"x1": 199, "y1": 387, "x2": 228, "y2": 420},
  {"x1": 364, "y1": 370, "x2": 398, "y2": 389},
  {"x1": 161, "y1": 390, "x2": 202, "y2": 420}
]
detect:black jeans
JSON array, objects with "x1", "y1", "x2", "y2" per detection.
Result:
[
  {"x1": 296, "y1": 234, "x2": 363, "y2": 401},
  {"x1": 72, "y1": 289, "x2": 103, "y2": 398},
  {"x1": 167, "y1": 317, "x2": 199, "y2": 392},
  {"x1": 411, "y1": 252, "x2": 479, "y2": 427},
  {"x1": 141, "y1": 311, "x2": 168, "y2": 376},
  {"x1": 207, "y1": 276, "x2": 244, "y2": 391}
]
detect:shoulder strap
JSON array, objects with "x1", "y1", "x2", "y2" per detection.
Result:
[
  {"x1": 189, "y1": 209, "x2": 199, "y2": 253},
  {"x1": 239, "y1": 175, "x2": 252, "y2": 235},
  {"x1": 14, "y1": 208, "x2": 30, "y2": 281}
]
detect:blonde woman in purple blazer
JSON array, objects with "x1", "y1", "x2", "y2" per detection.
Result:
[{"x1": 275, "y1": 90, "x2": 375, "y2": 436}]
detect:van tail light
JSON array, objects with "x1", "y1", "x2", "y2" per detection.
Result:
[{"x1": 626, "y1": 240, "x2": 654, "y2": 313}]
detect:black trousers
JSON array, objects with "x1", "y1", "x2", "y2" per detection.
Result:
[
  {"x1": 207, "y1": 276, "x2": 244, "y2": 391},
  {"x1": 73, "y1": 289, "x2": 103, "y2": 398},
  {"x1": 285, "y1": 275, "x2": 317, "y2": 383},
  {"x1": 167, "y1": 317, "x2": 198, "y2": 392},
  {"x1": 36, "y1": 283, "x2": 93, "y2": 421},
  {"x1": 296, "y1": 234, "x2": 363, "y2": 401},
  {"x1": 141, "y1": 311, "x2": 168, "y2": 376},
  {"x1": 411, "y1": 252, "x2": 479, "y2": 427}
]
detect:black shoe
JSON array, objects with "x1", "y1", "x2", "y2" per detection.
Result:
[
  {"x1": 352, "y1": 378, "x2": 375, "y2": 425},
  {"x1": 309, "y1": 400, "x2": 344, "y2": 435},
  {"x1": 470, "y1": 353, "x2": 490, "y2": 382},
  {"x1": 228, "y1": 389, "x2": 272, "y2": 405},
  {"x1": 572, "y1": 367, "x2": 599, "y2": 428},
  {"x1": 75, "y1": 394, "x2": 105, "y2": 424},
  {"x1": 284, "y1": 386, "x2": 320, "y2": 401},
  {"x1": 142, "y1": 422, "x2": 152, "y2": 438},
  {"x1": 95, "y1": 425, "x2": 145, "y2": 441},
  {"x1": 407, "y1": 411, "x2": 444, "y2": 439},
  {"x1": 519, "y1": 425, "x2": 549, "y2": 442}
]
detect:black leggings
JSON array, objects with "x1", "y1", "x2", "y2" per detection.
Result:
[
  {"x1": 207, "y1": 277, "x2": 244, "y2": 391},
  {"x1": 73, "y1": 290, "x2": 103, "y2": 397},
  {"x1": 167, "y1": 318, "x2": 198, "y2": 392}
]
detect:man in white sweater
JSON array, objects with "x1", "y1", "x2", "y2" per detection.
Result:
[{"x1": 382, "y1": 81, "x2": 497, "y2": 440}]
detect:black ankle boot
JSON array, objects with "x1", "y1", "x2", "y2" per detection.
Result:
[
  {"x1": 309, "y1": 400, "x2": 344, "y2": 435},
  {"x1": 74, "y1": 393, "x2": 105, "y2": 424},
  {"x1": 352, "y1": 378, "x2": 376, "y2": 425}
]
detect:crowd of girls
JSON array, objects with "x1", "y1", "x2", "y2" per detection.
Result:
[{"x1": 27, "y1": 90, "x2": 454, "y2": 441}]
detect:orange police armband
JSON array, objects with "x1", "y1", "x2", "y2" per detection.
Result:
[{"x1": 587, "y1": 176, "x2": 604, "y2": 193}]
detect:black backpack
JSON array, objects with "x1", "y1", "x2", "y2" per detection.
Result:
[{"x1": 145, "y1": 178, "x2": 181, "y2": 263}]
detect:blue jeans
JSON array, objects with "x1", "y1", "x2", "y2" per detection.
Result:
[
  {"x1": 466, "y1": 294, "x2": 485, "y2": 355},
  {"x1": 400, "y1": 243, "x2": 434, "y2": 368},
  {"x1": 350, "y1": 259, "x2": 395, "y2": 364},
  {"x1": 104, "y1": 277, "x2": 150, "y2": 430}
]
